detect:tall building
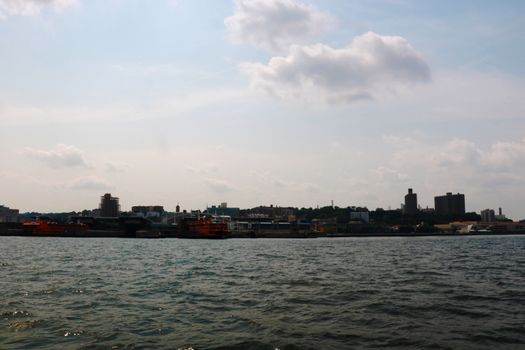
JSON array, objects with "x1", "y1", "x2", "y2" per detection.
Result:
[
  {"x1": 99, "y1": 193, "x2": 120, "y2": 217},
  {"x1": 434, "y1": 192, "x2": 465, "y2": 216},
  {"x1": 403, "y1": 188, "x2": 418, "y2": 215},
  {"x1": 480, "y1": 209, "x2": 495, "y2": 223}
]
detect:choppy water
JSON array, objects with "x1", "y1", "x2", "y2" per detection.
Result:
[{"x1": 1, "y1": 235, "x2": 525, "y2": 349}]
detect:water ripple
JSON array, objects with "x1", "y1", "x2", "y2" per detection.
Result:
[{"x1": 0, "y1": 236, "x2": 524, "y2": 349}]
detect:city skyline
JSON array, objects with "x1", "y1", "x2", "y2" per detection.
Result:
[
  {"x1": 5, "y1": 188, "x2": 517, "y2": 222},
  {"x1": 1, "y1": 0, "x2": 524, "y2": 218}
]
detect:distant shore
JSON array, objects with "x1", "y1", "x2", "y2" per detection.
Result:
[{"x1": 1, "y1": 229, "x2": 525, "y2": 239}]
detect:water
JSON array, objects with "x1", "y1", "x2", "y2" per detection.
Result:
[{"x1": 1, "y1": 235, "x2": 524, "y2": 349}]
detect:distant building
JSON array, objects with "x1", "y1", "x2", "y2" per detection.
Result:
[
  {"x1": 131, "y1": 205, "x2": 164, "y2": 218},
  {"x1": 99, "y1": 193, "x2": 120, "y2": 217},
  {"x1": 434, "y1": 192, "x2": 465, "y2": 216},
  {"x1": 480, "y1": 209, "x2": 495, "y2": 223},
  {"x1": 244, "y1": 205, "x2": 294, "y2": 219},
  {"x1": 206, "y1": 203, "x2": 240, "y2": 217},
  {"x1": 350, "y1": 211, "x2": 370, "y2": 223},
  {"x1": 495, "y1": 207, "x2": 507, "y2": 221},
  {"x1": 403, "y1": 188, "x2": 418, "y2": 215},
  {"x1": 0, "y1": 205, "x2": 19, "y2": 223}
]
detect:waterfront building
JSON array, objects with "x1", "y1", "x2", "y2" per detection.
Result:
[
  {"x1": 207, "y1": 203, "x2": 240, "y2": 217},
  {"x1": 0, "y1": 205, "x2": 19, "y2": 222},
  {"x1": 244, "y1": 205, "x2": 294, "y2": 219},
  {"x1": 131, "y1": 205, "x2": 164, "y2": 218},
  {"x1": 434, "y1": 192, "x2": 465, "y2": 216},
  {"x1": 350, "y1": 211, "x2": 370, "y2": 223},
  {"x1": 403, "y1": 188, "x2": 418, "y2": 215},
  {"x1": 99, "y1": 193, "x2": 120, "y2": 217},
  {"x1": 480, "y1": 209, "x2": 495, "y2": 223},
  {"x1": 495, "y1": 207, "x2": 507, "y2": 221}
]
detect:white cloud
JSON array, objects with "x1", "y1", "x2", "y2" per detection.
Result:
[
  {"x1": 383, "y1": 135, "x2": 525, "y2": 190},
  {"x1": 241, "y1": 32, "x2": 430, "y2": 103},
  {"x1": 67, "y1": 176, "x2": 113, "y2": 191},
  {"x1": 388, "y1": 137, "x2": 525, "y2": 172},
  {"x1": 376, "y1": 70, "x2": 525, "y2": 121},
  {"x1": 433, "y1": 139, "x2": 481, "y2": 167},
  {"x1": 104, "y1": 161, "x2": 129, "y2": 173},
  {"x1": 374, "y1": 135, "x2": 525, "y2": 216},
  {"x1": 0, "y1": 0, "x2": 77, "y2": 19},
  {"x1": 481, "y1": 138, "x2": 525, "y2": 168},
  {"x1": 24, "y1": 144, "x2": 91, "y2": 169},
  {"x1": 225, "y1": 0, "x2": 335, "y2": 53},
  {"x1": 204, "y1": 178, "x2": 237, "y2": 193},
  {"x1": 0, "y1": 87, "x2": 253, "y2": 127},
  {"x1": 374, "y1": 166, "x2": 408, "y2": 183}
]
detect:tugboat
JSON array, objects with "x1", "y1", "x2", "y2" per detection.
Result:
[{"x1": 177, "y1": 215, "x2": 231, "y2": 239}]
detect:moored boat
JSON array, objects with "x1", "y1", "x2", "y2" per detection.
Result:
[
  {"x1": 22, "y1": 220, "x2": 87, "y2": 236},
  {"x1": 177, "y1": 216, "x2": 231, "y2": 239}
]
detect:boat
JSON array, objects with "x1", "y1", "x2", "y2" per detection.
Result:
[
  {"x1": 177, "y1": 215, "x2": 231, "y2": 239},
  {"x1": 22, "y1": 220, "x2": 87, "y2": 236}
]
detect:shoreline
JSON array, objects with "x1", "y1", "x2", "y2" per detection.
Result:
[{"x1": 1, "y1": 230, "x2": 525, "y2": 239}]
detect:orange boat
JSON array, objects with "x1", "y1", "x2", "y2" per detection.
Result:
[
  {"x1": 23, "y1": 221, "x2": 87, "y2": 236},
  {"x1": 178, "y1": 216, "x2": 231, "y2": 239}
]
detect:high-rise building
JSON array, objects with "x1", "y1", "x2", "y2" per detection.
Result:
[
  {"x1": 99, "y1": 193, "x2": 120, "y2": 217},
  {"x1": 434, "y1": 192, "x2": 465, "y2": 216},
  {"x1": 403, "y1": 188, "x2": 418, "y2": 215}
]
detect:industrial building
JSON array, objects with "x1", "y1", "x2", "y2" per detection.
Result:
[{"x1": 131, "y1": 206, "x2": 164, "y2": 218}]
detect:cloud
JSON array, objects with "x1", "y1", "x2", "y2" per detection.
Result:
[
  {"x1": 372, "y1": 135, "x2": 525, "y2": 216},
  {"x1": 104, "y1": 161, "x2": 129, "y2": 173},
  {"x1": 391, "y1": 137, "x2": 525, "y2": 171},
  {"x1": 376, "y1": 70, "x2": 525, "y2": 121},
  {"x1": 67, "y1": 176, "x2": 113, "y2": 191},
  {"x1": 204, "y1": 178, "x2": 237, "y2": 193},
  {"x1": 374, "y1": 166, "x2": 408, "y2": 183},
  {"x1": 225, "y1": 0, "x2": 335, "y2": 53},
  {"x1": 481, "y1": 138, "x2": 525, "y2": 169},
  {"x1": 24, "y1": 144, "x2": 91, "y2": 169},
  {"x1": 184, "y1": 163, "x2": 220, "y2": 175},
  {"x1": 0, "y1": 0, "x2": 77, "y2": 19},
  {"x1": 241, "y1": 32, "x2": 430, "y2": 104},
  {"x1": 433, "y1": 139, "x2": 481, "y2": 167},
  {"x1": 383, "y1": 135, "x2": 525, "y2": 189}
]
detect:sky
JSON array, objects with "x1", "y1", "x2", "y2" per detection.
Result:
[{"x1": 0, "y1": 0, "x2": 524, "y2": 219}]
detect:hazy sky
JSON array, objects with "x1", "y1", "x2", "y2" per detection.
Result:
[{"x1": 1, "y1": 0, "x2": 524, "y2": 219}]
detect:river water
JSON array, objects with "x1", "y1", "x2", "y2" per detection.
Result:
[{"x1": 1, "y1": 235, "x2": 524, "y2": 349}]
